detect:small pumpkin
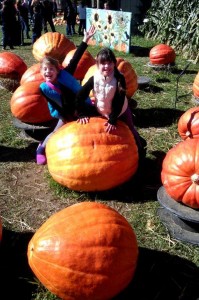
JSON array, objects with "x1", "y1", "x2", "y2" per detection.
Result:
[
  {"x1": 62, "y1": 49, "x2": 96, "y2": 80},
  {"x1": 10, "y1": 82, "x2": 53, "y2": 123},
  {"x1": 178, "y1": 107, "x2": 199, "y2": 140},
  {"x1": 81, "y1": 58, "x2": 138, "y2": 99},
  {"x1": 27, "y1": 201, "x2": 139, "y2": 300},
  {"x1": 32, "y1": 32, "x2": 76, "y2": 63},
  {"x1": 193, "y1": 71, "x2": 199, "y2": 99},
  {"x1": 161, "y1": 138, "x2": 199, "y2": 209},
  {"x1": 0, "y1": 52, "x2": 27, "y2": 79},
  {"x1": 46, "y1": 117, "x2": 138, "y2": 192},
  {"x1": 149, "y1": 44, "x2": 176, "y2": 65}
]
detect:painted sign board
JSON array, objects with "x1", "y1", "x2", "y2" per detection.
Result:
[{"x1": 86, "y1": 8, "x2": 132, "y2": 53}]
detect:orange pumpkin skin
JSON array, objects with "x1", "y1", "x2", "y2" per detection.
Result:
[
  {"x1": 32, "y1": 32, "x2": 76, "y2": 63},
  {"x1": 149, "y1": 44, "x2": 176, "y2": 65},
  {"x1": 117, "y1": 60, "x2": 138, "y2": 98},
  {"x1": 20, "y1": 63, "x2": 43, "y2": 85},
  {"x1": 62, "y1": 49, "x2": 96, "y2": 80},
  {"x1": 178, "y1": 107, "x2": 199, "y2": 140},
  {"x1": 46, "y1": 117, "x2": 138, "y2": 192},
  {"x1": 10, "y1": 82, "x2": 53, "y2": 123},
  {"x1": 161, "y1": 138, "x2": 199, "y2": 209},
  {"x1": 0, "y1": 52, "x2": 27, "y2": 79},
  {"x1": 82, "y1": 59, "x2": 138, "y2": 99},
  {"x1": 193, "y1": 72, "x2": 199, "y2": 98},
  {"x1": 27, "y1": 202, "x2": 139, "y2": 300}
]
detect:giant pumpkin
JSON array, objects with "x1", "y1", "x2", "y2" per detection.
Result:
[
  {"x1": 149, "y1": 44, "x2": 176, "y2": 65},
  {"x1": 32, "y1": 32, "x2": 76, "y2": 63},
  {"x1": 0, "y1": 52, "x2": 27, "y2": 79},
  {"x1": 193, "y1": 72, "x2": 199, "y2": 99},
  {"x1": 81, "y1": 58, "x2": 138, "y2": 99},
  {"x1": 10, "y1": 82, "x2": 53, "y2": 123},
  {"x1": 20, "y1": 63, "x2": 43, "y2": 85},
  {"x1": 46, "y1": 117, "x2": 138, "y2": 191},
  {"x1": 161, "y1": 138, "x2": 199, "y2": 209},
  {"x1": 27, "y1": 201, "x2": 139, "y2": 300},
  {"x1": 62, "y1": 49, "x2": 96, "y2": 80},
  {"x1": 178, "y1": 106, "x2": 199, "y2": 140}
]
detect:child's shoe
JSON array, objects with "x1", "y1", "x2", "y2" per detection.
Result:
[{"x1": 36, "y1": 144, "x2": 47, "y2": 165}]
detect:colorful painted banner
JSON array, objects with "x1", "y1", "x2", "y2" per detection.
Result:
[{"x1": 86, "y1": 8, "x2": 132, "y2": 53}]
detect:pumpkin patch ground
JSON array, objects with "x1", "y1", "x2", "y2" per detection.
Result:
[{"x1": 0, "y1": 29, "x2": 199, "y2": 300}]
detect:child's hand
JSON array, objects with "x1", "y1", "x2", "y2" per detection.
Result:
[
  {"x1": 83, "y1": 25, "x2": 96, "y2": 43},
  {"x1": 104, "y1": 122, "x2": 117, "y2": 133},
  {"x1": 77, "y1": 117, "x2": 90, "y2": 124}
]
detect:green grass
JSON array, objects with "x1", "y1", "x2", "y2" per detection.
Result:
[{"x1": 0, "y1": 24, "x2": 199, "y2": 300}]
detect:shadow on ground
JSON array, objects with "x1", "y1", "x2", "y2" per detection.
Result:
[{"x1": 1, "y1": 229, "x2": 199, "y2": 300}]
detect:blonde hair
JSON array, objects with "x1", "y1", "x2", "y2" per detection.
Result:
[{"x1": 40, "y1": 56, "x2": 60, "y2": 72}]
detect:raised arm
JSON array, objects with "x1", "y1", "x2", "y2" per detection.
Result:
[{"x1": 66, "y1": 25, "x2": 96, "y2": 75}]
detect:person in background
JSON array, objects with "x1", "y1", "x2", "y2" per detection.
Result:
[
  {"x1": 75, "y1": 47, "x2": 146, "y2": 157},
  {"x1": 16, "y1": 0, "x2": 30, "y2": 45},
  {"x1": 1, "y1": 0, "x2": 17, "y2": 50},
  {"x1": 36, "y1": 25, "x2": 95, "y2": 165},
  {"x1": 71, "y1": 0, "x2": 77, "y2": 34},
  {"x1": 42, "y1": 0, "x2": 56, "y2": 32},
  {"x1": 64, "y1": 0, "x2": 75, "y2": 36},
  {"x1": 77, "y1": 0, "x2": 86, "y2": 36},
  {"x1": 103, "y1": 1, "x2": 109, "y2": 9},
  {"x1": 31, "y1": 3, "x2": 42, "y2": 43},
  {"x1": 21, "y1": 0, "x2": 30, "y2": 38},
  {"x1": 52, "y1": 0, "x2": 57, "y2": 18}
]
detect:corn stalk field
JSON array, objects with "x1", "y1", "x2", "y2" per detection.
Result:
[{"x1": 140, "y1": 0, "x2": 199, "y2": 62}]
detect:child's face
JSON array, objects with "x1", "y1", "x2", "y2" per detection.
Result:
[
  {"x1": 40, "y1": 63, "x2": 59, "y2": 83},
  {"x1": 98, "y1": 61, "x2": 115, "y2": 77}
]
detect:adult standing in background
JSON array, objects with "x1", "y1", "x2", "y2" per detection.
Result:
[
  {"x1": 42, "y1": 0, "x2": 56, "y2": 32},
  {"x1": 52, "y1": 0, "x2": 57, "y2": 18},
  {"x1": 64, "y1": 0, "x2": 76, "y2": 36},
  {"x1": 1, "y1": 0, "x2": 17, "y2": 50},
  {"x1": 77, "y1": 0, "x2": 86, "y2": 36}
]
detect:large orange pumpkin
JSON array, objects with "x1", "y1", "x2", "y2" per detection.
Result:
[
  {"x1": 193, "y1": 72, "x2": 199, "y2": 99},
  {"x1": 62, "y1": 49, "x2": 96, "y2": 80},
  {"x1": 32, "y1": 32, "x2": 76, "y2": 63},
  {"x1": 10, "y1": 82, "x2": 53, "y2": 123},
  {"x1": 46, "y1": 117, "x2": 138, "y2": 191},
  {"x1": 20, "y1": 63, "x2": 43, "y2": 85},
  {"x1": 82, "y1": 58, "x2": 138, "y2": 99},
  {"x1": 161, "y1": 138, "x2": 199, "y2": 209},
  {"x1": 149, "y1": 44, "x2": 176, "y2": 65},
  {"x1": 178, "y1": 107, "x2": 199, "y2": 140},
  {"x1": 0, "y1": 52, "x2": 27, "y2": 79},
  {"x1": 27, "y1": 201, "x2": 139, "y2": 300}
]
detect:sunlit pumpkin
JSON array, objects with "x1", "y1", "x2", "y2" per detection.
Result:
[
  {"x1": 62, "y1": 49, "x2": 96, "y2": 80},
  {"x1": 178, "y1": 106, "x2": 199, "y2": 140},
  {"x1": 193, "y1": 71, "x2": 199, "y2": 99},
  {"x1": 149, "y1": 44, "x2": 176, "y2": 65},
  {"x1": 10, "y1": 82, "x2": 53, "y2": 123},
  {"x1": 161, "y1": 138, "x2": 199, "y2": 208},
  {"x1": 46, "y1": 117, "x2": 138, "y2": 192},
  {"x1": 32, "y1": 32, "x2": 76, "y2": 63},
  {"x1": 27, "y1": 201, "x2": 139, "y2": 300}
]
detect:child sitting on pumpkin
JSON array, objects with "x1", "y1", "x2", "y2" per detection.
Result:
[{"x1": 36, "y1": 25, "x2": 95, "y2": 165}]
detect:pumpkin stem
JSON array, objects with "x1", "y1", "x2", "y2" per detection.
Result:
[{"x1": 191, "y1": 173, "x2": 199, "y2": 184}]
